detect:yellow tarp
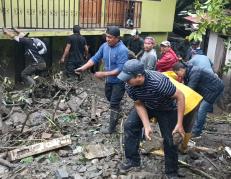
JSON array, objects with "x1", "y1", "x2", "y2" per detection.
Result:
[{"x1": 163, "y1": 71, "x2": 203, "y2": 115}]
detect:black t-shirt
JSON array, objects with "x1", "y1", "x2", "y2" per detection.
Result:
[
  {"x1": 127, "y1": 37, "x2": 144, "y2": 55},
  {"x1": 19, "y1": 37, "x2": 44, "y2": 63},
  {"x1": 66, "y1": 34, "x2": 87, "y2": 60}
]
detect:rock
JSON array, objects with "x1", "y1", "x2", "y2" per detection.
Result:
[
  {"x1": 73, "y1": 173, "x2": 84, "y2": 179},
  {"x1": 57, "y1": 100, "x2": 68, "y2": 111},
  {"x1": 58, "y1": 150, "x2": 70, "y2": 157},
  {"x1": 141, "y1": 134, "x2": 163, "y2": 153},
  {"x1": 87, "y1": 165, "x2": 97, "y2": 172},
  {"x1": 41, "y1": 132, "x2": 52, "y2": 139},
  {"x1": 55, "y1": 167, "x2": 69, "y2": 179},
  {"x1": 73, "y1": 146, "x2": 84, "y2": 155},
  {"x1": 0, "y1": 165, "x2": 9, "y2": 176},
  {"x1": 84, "y1": 144, "x2": 115, "y2": 159},
  {"x1": 91, "y1": 159, "x2": 99, "y2": 165},
  {"x1": 28, "y1": 110, "x2": 48, "y2": 126},
  {"x1": 118, "y1": 172, "x2": 161, "y2": 179},
  {"x1": 10, "y1": 111, "x2": 26, "y2": 126},
  {"x1": 85, "y1": 170, "x2": 102, "y2": 179},
  {"x1": 78, "y1": 166, "x2": 87, "y2": 173}
]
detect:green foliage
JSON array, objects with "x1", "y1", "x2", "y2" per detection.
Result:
[
  {"x1": 222, "y1": 39, "x2": 231, "y2": 74},
  {"x1": 189, "y1": 0, "x2": 231, "y2": 41},
  {"x1": 20, "y1": 156, "x2": 34, "y2": 164},
  {"x1": 223, "y1": 59, "x2": 231, "y2": 74},
  {"x1": 61, "y1": 113, "x2": 77, "y2": 122},
  {"x1": 47, "y1": 152, "x2": 60, "y2": 163}
]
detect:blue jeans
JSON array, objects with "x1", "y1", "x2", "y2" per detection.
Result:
[
  {"x1": 105, "y1": 82, "x2": 125, "y2": 110},
  {"x1": 192, "y1": 100, "x2": 213, "y2": 135},
  {"x1": 124, "y1": 108, "x2": 178, "y2": 175}
]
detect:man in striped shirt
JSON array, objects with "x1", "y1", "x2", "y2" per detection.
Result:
[{"x1": 117, "y1": 59, "x2": 185, "y2": 178}]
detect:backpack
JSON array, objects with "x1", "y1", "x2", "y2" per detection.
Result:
[{"x1": 32, "y1": 38, "x2": 47, "y2": 55}]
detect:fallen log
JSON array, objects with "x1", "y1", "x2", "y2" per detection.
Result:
[{"x1": 8, "y1": 135, "x2": 72, "y2": 161}]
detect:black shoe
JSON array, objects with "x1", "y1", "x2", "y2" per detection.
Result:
[{"x1": 119, "y1": 160, "x2": 140, "y2": 174}]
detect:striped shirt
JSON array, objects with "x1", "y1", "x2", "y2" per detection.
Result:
[{"x1": 126, "y1": 70, "x2": 176, "y2": 111}]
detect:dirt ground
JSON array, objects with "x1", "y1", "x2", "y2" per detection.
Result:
[{"x1": 0, "y1": 72, "x2": 230, "y2": 179}]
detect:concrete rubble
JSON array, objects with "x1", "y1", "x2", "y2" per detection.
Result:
[{"x1": 0, "y1": 75, "x2": 230, "y2": 179}]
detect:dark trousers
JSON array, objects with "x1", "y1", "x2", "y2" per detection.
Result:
[
  {"x1": 124, "y1": 108, "x2": 178, "y2": 174},
  {"x1": 65, "y1": 56, "x2": 83, "y2": 77},
  {"x1": 105, "y1": 82, "x2": 125, "y2": 110},
  {"x1": 21, "y1": 62, "x2": 46, "y2": 85}
]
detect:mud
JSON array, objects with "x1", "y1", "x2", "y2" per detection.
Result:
[{"x1": 0, "y1": 73, "x2": 230, "y2": 179}]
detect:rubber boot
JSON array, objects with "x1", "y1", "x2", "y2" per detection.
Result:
[
  {"x1": 102, "y1": 110, "x2": 119, "y2": 134},
  {"x1": 179, "y1": 133, "x2": 192, "y2": 154},
  {"x1": 24, "y1": 76, "x2": 36, "y2": 87}
]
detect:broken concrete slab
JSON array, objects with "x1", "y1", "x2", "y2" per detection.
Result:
[
  {"x1": 55, "y1": 167, "x2": 69, "y2": 179},
  {"x1": 73, "y1": 146, "x2": 84, "y2": 155},
  {"x1": 8, "y1": 135, "x2": 72, "y2": 161},
  {"x1": 84, "y1": 144, "x2": 115, "y2": 160},
  {"x1": 73, "y1": 173, "x2": 84, "y2": 179},
  {"x1": 67, "y1": 92, "x2": 88, "y2": 112}
]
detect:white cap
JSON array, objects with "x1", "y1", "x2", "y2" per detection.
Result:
[
  {"x1": 130, "y1": 29, "x2": 139, "y2": 36},
  {"x1": 160, "y1": 41, "x2": 171, "y2": 47}
]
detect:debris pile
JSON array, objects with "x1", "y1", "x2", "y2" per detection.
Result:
[{"x1": 0, "y1": 74, "x2": 230, "y2": 179}]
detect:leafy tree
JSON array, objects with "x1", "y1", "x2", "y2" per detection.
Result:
[{"x1": 189, "y1": 0, "x2": 231, "y2": 41}]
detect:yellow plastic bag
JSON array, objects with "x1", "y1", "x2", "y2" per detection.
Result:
[{"x1": 163, "y1": 71, "x2": 203, "y2": 115}]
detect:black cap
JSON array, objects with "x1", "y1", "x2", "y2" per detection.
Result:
[
  {"x1": 191, "y1": 41, "x2": 200, "y2": 45},
  {"x1": 73, "y1": 25, "x2": 81, "y2": 33},
  {"x1": 106, "y1": 26, "x2": 120, "y2": 37}
]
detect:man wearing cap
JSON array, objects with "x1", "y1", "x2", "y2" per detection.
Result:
[
  {"x1": 3, "y1": 28, "x2": 46, "y2": 86},
  {"x1": 127, "y1": 29, "x2": 144, "y2": 58},
  {"x1": 60, "y1": 25, "x2": 88, "y2": 78},
  {"x1": 75, "y1": 26, "x2": 128, "y2": 134},
  {"x1": 117, "y1": 59, "x2": 185, "y2": 178},
  {"x1": 140, "y1": 36, "x2": 157, "y2": 70},
  {"x1": 156, "y1": 41, "x2": 178, "y2": 72},
  {"x1": 186, "y1": 41, "x2": 204, "y2": 61}
]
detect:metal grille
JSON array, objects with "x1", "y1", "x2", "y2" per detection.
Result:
[{"x1": 0, "y1": 0, "x2": 142, "y2": 29}]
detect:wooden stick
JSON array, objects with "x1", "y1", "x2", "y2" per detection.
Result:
[
  {"x1": 90, "y1": 95, "x2": 96, "y2": 121},
  {"x1": 120, "y1": 117, "x2": 125, "y2": 161},
  {"x1": 8, "y1": 135, "x2": 72, "y2": 161},
  {"x1": 179, "y1": 160, "x2": 216, "y2": 179},
  {"x1": 20, "y1": 109, "x2": 39, "y2": 133},
  {"x1": 202, "y1": 153, "x2": 220, "y2": 171}
]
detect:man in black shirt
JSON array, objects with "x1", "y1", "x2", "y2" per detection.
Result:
[
  {"x1": 127, "y1": 29, "x2": 144, "y2": 58},
  {"x1": 60, "y1": 25, "x2": 88, "y2": 78},
  {"x1": 3, "y1": 28, "x2": 46, "y2": 86}
]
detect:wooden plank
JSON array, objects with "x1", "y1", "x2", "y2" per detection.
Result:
[{"x1": 8, "y1": 135, "x2": 72, "y2": 161}]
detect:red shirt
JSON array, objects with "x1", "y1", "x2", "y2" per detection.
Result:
[{"x1": 156, "y1": 48, "x2": 179, "y2": 72}]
